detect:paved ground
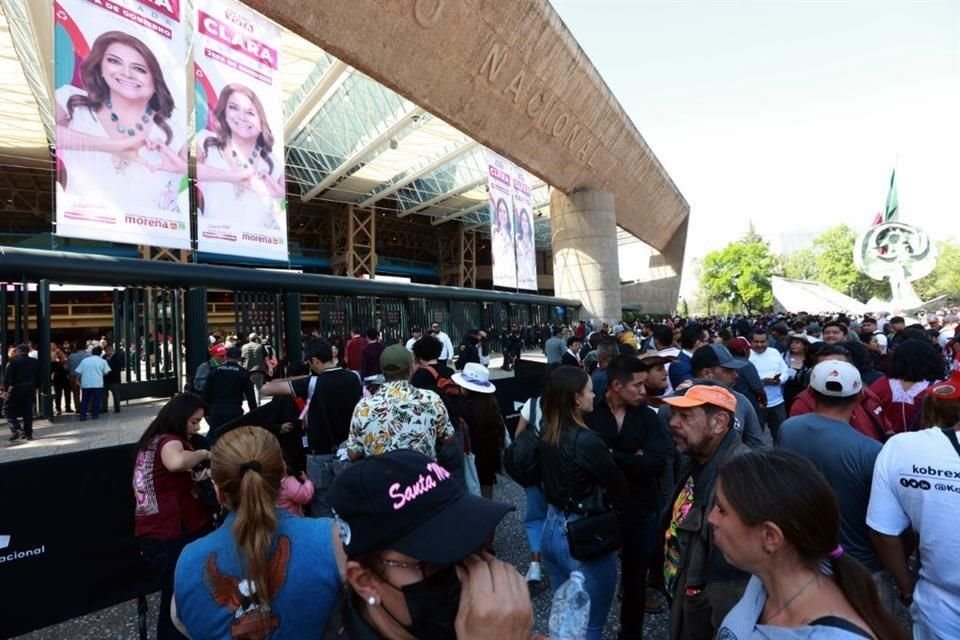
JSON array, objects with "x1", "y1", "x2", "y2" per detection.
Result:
[{"x1": 13, "y1": 473, "x2": 669, "y2": 640}]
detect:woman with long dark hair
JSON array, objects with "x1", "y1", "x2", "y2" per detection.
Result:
[
  {"x1": 538, "y1": 365, "x2": 625, "y2": 640},
  {"x1": 56, "y1": 31, "x2": 186, "y2": 210},
  {"x1": 782, "y1": 335, "x2": 810, "y2": 412},
  {"x1": 713, "y1": 449, "x2": 907, "y2": 640},
  {"x1": 133, "y1": 394, "x2": 214, "y2": 639},
  {"x1": 869, "y1": 339, "x2": 946, "y2": 433},
  {"x1": 197, "y1": 83, "x2": 285, "y2": 229},
  {"x1": 173, "y1": 427, "x2": 343, "y2": 638}
]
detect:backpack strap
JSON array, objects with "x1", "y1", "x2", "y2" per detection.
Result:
[
  {"x1": 942, "y1": 427, "x2": 960, "y2": 461},
  {"x1": 529, "y1": 396, "x2": 540, "y2": 437}
]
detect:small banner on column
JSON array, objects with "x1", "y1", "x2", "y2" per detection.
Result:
[
  {"x1": 53, "y1": 0, "x2": 191, "y2": 249},
  {"x1": 194, "y1": 0, "x2": 288, "y2": 261},
  {"x1": 486, "y1": 151, "x2": 517, "y2": 290}
]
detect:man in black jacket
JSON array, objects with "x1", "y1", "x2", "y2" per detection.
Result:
[
  {"x1": 5, "y1": 344, "x2": 39, "y2": 441},
  {"x1": 261, "y1": 338, "x2": 363, "y2": 517},
  {"x1": 101, "y1": 344, "x2": 124, "y2": 414},
  {"x1": 586, "y1": 356, "x2": 672, "y2": 640},
  {"x1": 202, "y1": 346, "x2": 256, "y2": 437},
  {"x1": 455, "y1": 330, "x2": 482, "y2": 370}
]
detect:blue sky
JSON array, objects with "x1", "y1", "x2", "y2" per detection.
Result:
[{"x1": 552, "y1": 0, "x2": 959, "y2": 297}]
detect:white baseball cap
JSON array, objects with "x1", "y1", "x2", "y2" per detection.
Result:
[{"x1": 809, "y1": 361, "x2": 863, "y2": 398}]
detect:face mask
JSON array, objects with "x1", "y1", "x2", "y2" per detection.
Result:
[{"x1": 382, "y1": 566, "x2": 461, "y2": 640}]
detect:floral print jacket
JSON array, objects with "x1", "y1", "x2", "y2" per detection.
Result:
[{"x1": 346, "y1": 381, "x2": 454, "y2": 458}]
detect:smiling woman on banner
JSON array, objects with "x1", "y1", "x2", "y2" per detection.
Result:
[
  {"x1": 197, "y1": 83, "x2": 285, "y2": 230},
  {"x1": 56, "y1": 31, "x2": 187, "y2": 212},
  {"x1": 491, "y1": 197, "x2": 516, "y2": 284},
  {"x1": 515, "y1": 207, "x2": 536, "y2": 288}
]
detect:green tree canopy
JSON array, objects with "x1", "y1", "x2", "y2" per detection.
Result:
[
  {"x1": 700, "y1": 233, "x2": 777, "y2": 314},
  {"x1": 782, "y1": 247, "x2": 817, "y2": 281},
  {"x1": 811, "y1": 225, "x2": 887, "y2": 302},
  {"x1": 914, "y1": 240, "x2": 960, "y2": 302}
]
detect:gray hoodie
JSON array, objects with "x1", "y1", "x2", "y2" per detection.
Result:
[{"x1": 717, "y1": 576, "x2": 872, "y2": 639}]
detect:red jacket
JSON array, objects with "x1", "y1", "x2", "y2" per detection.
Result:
[
  {"x1": 345, "y1": 336, "x2": 368, "y2": 372},
  {"x1": 788, "y1": 386, "x2": 891, "y2": 442}
]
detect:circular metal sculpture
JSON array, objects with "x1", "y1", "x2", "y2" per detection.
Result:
[{"x1": 854, "y1": 221, "x2": 937, "y2": 310}]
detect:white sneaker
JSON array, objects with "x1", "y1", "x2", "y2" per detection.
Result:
[{"x1": 525, "y1": 561, "x2": 542, "y2": 583}]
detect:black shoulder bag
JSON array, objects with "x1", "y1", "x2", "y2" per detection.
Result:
[{"x1": 564, "y1": 429, "x2": 622, "y2": 561}]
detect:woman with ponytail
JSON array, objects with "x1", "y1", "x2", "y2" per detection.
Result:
[
  {"x1": 712, "y1": 449, "x2": 907, "y2": 640},
  {"x1": 172, "y1": 427, "x2": 344, "y2": 638}
]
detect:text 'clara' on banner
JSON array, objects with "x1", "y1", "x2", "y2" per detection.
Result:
[{"x1": 194, "y1": 0, "x2": 287, "y2": 261}]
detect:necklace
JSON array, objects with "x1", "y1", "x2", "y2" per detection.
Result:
[
  {"x1": 229, "y1": 139, "x2": 261, "y2": 169},
  {"x1": 764, "y1": 573, "x2": 819, "y2": 623},
  {"x1": 105, "y1": 98, "x2": 153, "y2": 136}
]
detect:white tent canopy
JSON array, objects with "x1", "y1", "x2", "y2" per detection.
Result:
[{"x1": 771, "y1": 276, "x2": 868, "y2": 315}]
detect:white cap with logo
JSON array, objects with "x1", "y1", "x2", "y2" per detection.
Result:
[{"x1": 809, "y1": 360, "x2": 863, "y2": 398}]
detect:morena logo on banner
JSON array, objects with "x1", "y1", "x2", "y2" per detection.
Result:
[{"x1": 0, "y1": 534, "x2": 47, "y2": 565}]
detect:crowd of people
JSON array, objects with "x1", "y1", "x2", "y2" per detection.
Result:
[
  {"x1": 8, "y1": 306, "x2": 958, "y2": 637},
  {"x1": 123, "y1": 306, "x2": 960, "y2": 639}
]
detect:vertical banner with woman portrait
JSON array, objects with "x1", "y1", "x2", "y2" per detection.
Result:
[
  {"x1": 512, "y1": 169, "x2": 537, "y2": 291},
  {"x1": 54, "y1": 0, "x2": 190, "y2": 249},
  {"x1": 194, "y1": 0, "x2": 287, "y2": 261},
  {"x1": 486, "y1": 151, "x2": 517, "y2": 290}
]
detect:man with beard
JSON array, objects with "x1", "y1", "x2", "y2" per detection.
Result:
[
  {"x1": 689, "y1": 344, "x2": 766, "y2": 448},
  {"x1": 661, "y1": 386, "x2": 750, "y2": 640}
]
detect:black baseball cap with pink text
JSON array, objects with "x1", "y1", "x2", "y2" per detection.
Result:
[{"x1": 327, "y1": 450, "x2": 513, "y2": 563}]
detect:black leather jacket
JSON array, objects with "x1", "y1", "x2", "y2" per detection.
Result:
[{"x1": 540, "y1": 424, "x2": 626, "y2": 513}]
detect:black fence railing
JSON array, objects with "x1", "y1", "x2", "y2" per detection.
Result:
[{"x1": 0, "y1": 247, "x2": 579, "y2": 418}]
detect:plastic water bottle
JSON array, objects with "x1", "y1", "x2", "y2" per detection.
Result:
[{"x1": 549, "y1": 570, "x2": 590, "y2": 640}]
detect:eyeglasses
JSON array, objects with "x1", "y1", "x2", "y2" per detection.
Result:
[{"x1": 379, "y1": 557, "x2": 445, "y2": 578}]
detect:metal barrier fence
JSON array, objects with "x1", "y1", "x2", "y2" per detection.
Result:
[{"x1": 0, "y1": 247, "x2": 579, "y2": 418}]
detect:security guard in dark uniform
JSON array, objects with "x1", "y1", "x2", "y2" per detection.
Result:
[
  {"x1": 5, "y1": 344, "x2": 39, "y2": 441},
  {"x1": 202, "y1": 346, "x2": 256, "y2": 438}
]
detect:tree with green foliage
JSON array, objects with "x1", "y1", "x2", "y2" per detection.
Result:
[
  {"x1": 811, "y1": 225, "x2": 887, "y2": 302},
  {"x1": 914, "y1": 240, "x2": 960, "y2": 302},
  {"x1": 700, "y1": 232, "x2": 777, "y2": 314},
  {"x1": 782, "y1": 247, "x2": 818, "y2": 281}
]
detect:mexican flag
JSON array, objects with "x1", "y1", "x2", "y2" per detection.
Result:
[{"x1": 871, "y1": 170, "x2": 899, "y2": 226}]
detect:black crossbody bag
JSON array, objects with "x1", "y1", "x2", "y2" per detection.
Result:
[{"x1": 563, "y1": 429, "x2": 622, "y2": 561}]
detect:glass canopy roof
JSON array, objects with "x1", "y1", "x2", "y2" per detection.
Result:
[{"x1": 0, "y1": 0, "x2": 648, "y2": 253}]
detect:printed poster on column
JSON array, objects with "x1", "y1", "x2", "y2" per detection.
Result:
[
  {"x1": 512, "y1": 169, "x2": 537, "y2": 291},
  {"x1": 194, "y1": 0, "x2": 287, "y2": 261},
  {"x1": 54, "y1": 0, "x2": 190, "y2": 249},
  {"x1": 486, "y1": 151, "x2": 517, "y2": 290}
]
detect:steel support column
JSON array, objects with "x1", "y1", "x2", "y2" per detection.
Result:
[
  {"x1": 439, "y1": 223, "x2": 472, "y2": 288},
  {"x1": 184, "y1": 288, "x2": 208, "y2": 385},
  {"x1": 330, "y1": 205, "x2": 376, "y2": 278},
  {"x1": 284, "y1": 293, "x2": 303, "y2": 365},
  {"x1": 37, "y1": 278, "x2": 52, "y2": 418}
]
